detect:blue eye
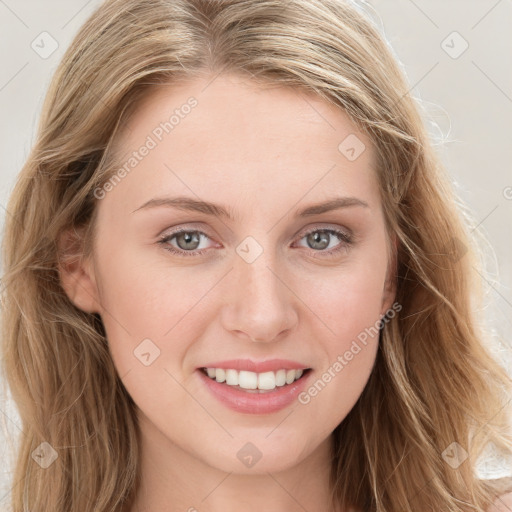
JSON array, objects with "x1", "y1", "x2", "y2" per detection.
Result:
[
  {"x1": 158, "y1": 229, "x2": 213, "y2": 257},
  {"x1": 295, "y1": 228, "x2": 353, "y2": 258},
  {"x1": 158, "y1": 227, "x2": 353, "y2": 258}
]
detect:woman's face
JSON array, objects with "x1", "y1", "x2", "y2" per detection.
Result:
[{"x1": 72, "y1": 73, "x2": 395, "y2": 475}]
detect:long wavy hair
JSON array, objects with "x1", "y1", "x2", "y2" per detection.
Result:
[{"x1": 1, "y1": 0, "x2": 511, "y2": 510}]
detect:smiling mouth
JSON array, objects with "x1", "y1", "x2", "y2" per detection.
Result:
[{"x1": 200, "y1": 367, "x2": 312, "y2": 393}]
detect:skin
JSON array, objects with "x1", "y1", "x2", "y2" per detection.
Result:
[{"x1": 60, "y1": 72, "x2": 397, "y2": 512}]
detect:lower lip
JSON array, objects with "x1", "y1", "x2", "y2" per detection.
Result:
[{"x1": 196, "y1": 369, "x2": 312, "y2": 414}]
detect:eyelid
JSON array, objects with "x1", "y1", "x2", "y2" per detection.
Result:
[
  {"x1": 158, "y1": 222, "x2": 220, "y2": 242},
  {"x1": 158, "y1": 222, "x2": 355, "y2": 258},
  {"x1": 295, "y1": 222, "x2": 353, "y2": 240},
  {"x1": 292, "y1": 226, "x2": 354, "y2": 257},
  {"x1": 158, "y1": 226, "x2": 220, "y2": 255}
]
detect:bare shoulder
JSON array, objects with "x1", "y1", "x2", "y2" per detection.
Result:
[{"x1": 487, "y1": 491, "x2": 512, "y2": 512}]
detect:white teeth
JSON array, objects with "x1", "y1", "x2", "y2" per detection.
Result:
[
  {"x1": 258, "y1": 371, "x2": 276, "y2": 390},
  {"x1": 238, "y1": 370, "x2": 258, "y2": 389},
  {"x1": 225, "y1": 369, "x2": 239, "y2": 386},
  {"x1": 275, "y1": 369, "x2": 286, "y2": 386},
  {"x1": 285, "y1": 369, "x2": 296, "y2": 384},
  {"x1": 204, "y1": 367, "x2": 306, "y2": 390}
]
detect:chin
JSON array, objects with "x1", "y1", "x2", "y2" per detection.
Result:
[{"x1": 199, "y1": 436, "x2": 319, "y2": 475}]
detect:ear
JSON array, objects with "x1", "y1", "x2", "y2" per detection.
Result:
[
  {"x1": 57, "y1": 227, "x2": 101, "y2": 314},
  {"x1": 381, "y1": 233, "x2": 398, "y2": 315}
]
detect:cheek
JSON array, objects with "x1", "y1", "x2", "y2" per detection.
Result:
[
  {"x1": 93, "y1": 246, "x2": 216, "y2": 374},
  {"x1": 295, "y1": 251, "x2": 388, "y2": 412},
  {"x1": 303, "y1": 254, "x2": 388, "y2": 347}
]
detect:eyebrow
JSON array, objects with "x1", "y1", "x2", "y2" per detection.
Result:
[{"x1": 131, "y1": 195, "x2": 369, "y2": 219}]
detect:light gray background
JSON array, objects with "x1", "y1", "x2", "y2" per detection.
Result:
[{"x1": 1, "y1": 0, "x2": 511, "y2": 506}]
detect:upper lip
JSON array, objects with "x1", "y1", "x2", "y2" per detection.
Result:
[{"x1": 198, "y1": 359, "x2": 311, "y2": 373}]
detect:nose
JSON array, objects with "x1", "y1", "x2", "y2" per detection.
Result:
[{"x1": 220, "y1": 244, "x2": 298, "y2": 343}]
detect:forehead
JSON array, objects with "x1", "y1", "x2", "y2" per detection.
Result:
[{"x1": 105, "y1": 73, "x2": 379, "y2": 217}]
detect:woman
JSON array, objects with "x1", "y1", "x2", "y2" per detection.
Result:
[{"x1": 1, "y1": 0, "x2": 511, "y2": 510}]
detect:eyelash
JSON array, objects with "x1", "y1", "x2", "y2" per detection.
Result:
[{"x1": 158, "y1": 226, "x2": 354, "y2": 259}]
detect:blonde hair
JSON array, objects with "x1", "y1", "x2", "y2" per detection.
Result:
[{"x1": 1, "y1": 0, "x2": 511, "y2": 510}]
